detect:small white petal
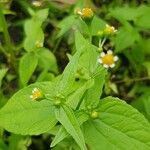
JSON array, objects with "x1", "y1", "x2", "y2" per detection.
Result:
[
  {"x1": 34, "y1": 88, "x2": 38, "y2": 92},
  {"x1": 30, "y1": 95, "x2": 33, "y2": 99},
  {"x1": 111, "y1": 26, "x2": 115, "y2": 30},
  {"x1": 114, "y1": 29, "x2": 117, "y2": 32},
  {"x1": 110, "y1": 64, "x2": 115, "y2": 68},
  {"x1": 98, "y1": 58, "x2": 102, "y2": 64},
  {"x1": 114, "y1": 56, "x2": 119, "y2": 61},
  {"x1": 100, "y1": 52, "x2": 105, "y2": 57},
  {"x1": 32, "y1": 1, "x2": 42, "y2": 7},
  {"x1": 103, "y1": 64, "x2": 109, "y2": 68},
  {"x1": 77, "y1": 11, "x2": 82, "y2": 15},
  {"x1": 107, "y1": 50, "x2": 113, "y2": 54}
]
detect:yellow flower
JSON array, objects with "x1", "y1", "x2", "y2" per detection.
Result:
[
  {"x1": 32, "y1": 1, "x2": 42, "y2": 7},
  {"x1": 77, "y1": 7, "x2": 94, "y2": 20},
  {"x1": 98, "y1": 50, "x2": 118, "y2": 68},
  {"x1": 30, "y1": 88, "x2": 42, "y2": 100},
  {"x1": 103, "y1": 24, "x2": 117, "y2": 36}
]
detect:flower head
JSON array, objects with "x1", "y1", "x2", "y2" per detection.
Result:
[
  {"x1": 76, "y1": 7, "x2": 94, "y2": 20},
  {"x1": 35, "y1": 41, "x2": 43, "y2": 48},
  {"x1": 30, "y1": 88, "x2": 43, "y2": 100},
  {"x1": 103, "y1": 24, "x2": 117, "y2": 36},
  {"x1": 90, "y1": 111, "x2": 99, "y2": 119},
  {"x1": 32, "y1": 1, "x2": 42, "y2": 7},
  {"x1": 98, "y1": 50, "x2": 118, "y2": 68}
]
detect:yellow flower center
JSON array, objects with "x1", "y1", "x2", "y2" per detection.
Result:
[
  {"x1": 81, "y1": 8, "x2": 93, "y2": 19},
  {"x1": 31, "y1": 89, "x2": 42, "y2": 100},
  {"x1": 102, "y1": 54, "x2": 114, "y2": 65},
  {"x1": 33, "y1": 91, "x2": 42, "y2": 99}
]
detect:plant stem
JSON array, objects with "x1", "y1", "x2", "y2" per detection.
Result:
[
  {"x1": 101, "y1": 37, "x2": 106, "y2": 47},
  {"x1": 0, "y1": 44, "x2": 8, "y2": 56},
  {"x1": 0, "y1": 7, "x2": 12, "y2": 53},
  {"x1": 114, "y1": 76, "x2": 150, "y2": 84}
]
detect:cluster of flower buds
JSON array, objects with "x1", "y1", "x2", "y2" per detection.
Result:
[
  {"x1": 97, "y1": 24, "x2": 117, "y2": 37},
  {"x1": 97, "y1": 24, "x2": 118, "y2": 68}
]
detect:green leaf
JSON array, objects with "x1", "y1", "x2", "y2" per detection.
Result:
[
  {"x1": 23, "y1": 9, "x2": 48, "y2": 51},
  {"x1": 115, "y1": 26, "x2": 140, "y2": 52},
  {"x1": 37, "y1": 48, "x2": 58, "y2": 73},
  {"x1": 0, "y1": 68, "x2": 8, "y2": 88},
  {"x1": 55, "y1": 105, "x2": 87, "y2": 150},
  {"x1": 66, "y1": 79, "x2": 94, "y2": 109},
  {"x1": 19, "y1": 52, "x2": 38, "y2": 86},
  {"x1": 55, "y1": 36, "x2": 83, "y2": 95},
  {"x1": 0, "y1": 82, "x2": 57, "y2": 135},
  {"x1": 24, "y1": 22, "x2": 44, "y2": 51},
  {"x1": 109, "y1": 6, "x2": 138, "y2": 21},
  {"x1": 91, "y1": 16, "x2": 106, "y2": 36},
  {"x1": 135, "y1": 5, "x2": 150, "y2": 29},
  {"x1": 51, "y1": 111, "x2": 89, "y2": 147},
  {"x1": 75, "y1": 31, "x2": 99, "y2": 72},
  {"x1": 83, "y1": 97, "x2": 150, "y2": 150},
  {"x1": 34, "y1": 8, "x2": 49, "y2": 23},
  {"x1": 85, "y1": 66, "x2": 107, "y2": 107},
  {"x1": 57, "y1": 15, "x2": 76, "y2": 37},
  {"x1": 8, "y1": 134, "x2": 31, "y2": 150}
]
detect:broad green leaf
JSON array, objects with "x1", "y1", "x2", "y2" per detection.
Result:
[
  {"x1": 24, "y1": 22, "x2": 44, "y2": 51},
  {"x1": 37, "y1": 48, "x2": 58, "y2": 73},
  {"x1": 85, "y1": 66, "x2": 106, "y2": 107},
  {"x1": 55, "y1": 105, "x2": 87, "y2": 150},
  {"x1": 57, "y1": 15, "x2": 76, "y2": 37},
  {"x1": 19, "y1": 52, "x2": 38, "y2": 86},
  {"x1": 51, "y1": 111, "x2": 89, "y2": 147},
  {"x1": 23, "y1": 9, "x2": 48, "y2": 51},
  {"x1": 34, "y1": 8, "x2": 49, "y2": 23},
  {"x1": 109, "y1": 6, "x2": 138, "y2": 21},
  {"x1": 91, "y1": 16, "x2": 106, "y2": 36},
  {"x1": 115, "y1": 26, "x2": 140, "y2": 52},
  {"x1": 135, "y1": 5, "x2": 150, "y2": 29},
  {"x1": 0, "y1": 68, "x2": 8, "y2": 88},
  {"x1": 124, "y1": 43, "x2": 144, "y2": 72},
  {"x1": 0, "y1": 82, "x2": 57, "y2": 135},
  {"x1": 37, "y1": 70, "x2": 55, "y2": 82},
  {"x1": 83, "y1": 97, "x2": 150, "y2": 150}
]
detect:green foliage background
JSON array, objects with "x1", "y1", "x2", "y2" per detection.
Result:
[{"x1": 0, "y1": 0, "x2": 150, "y2": 150}]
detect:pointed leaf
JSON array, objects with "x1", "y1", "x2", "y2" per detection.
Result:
[
  {"x1": 55, "y1": 105, "x2": 87, "y2": 150},
  {"x1": 19, "y1": 52, "x2": 38, "y2": 86}
]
